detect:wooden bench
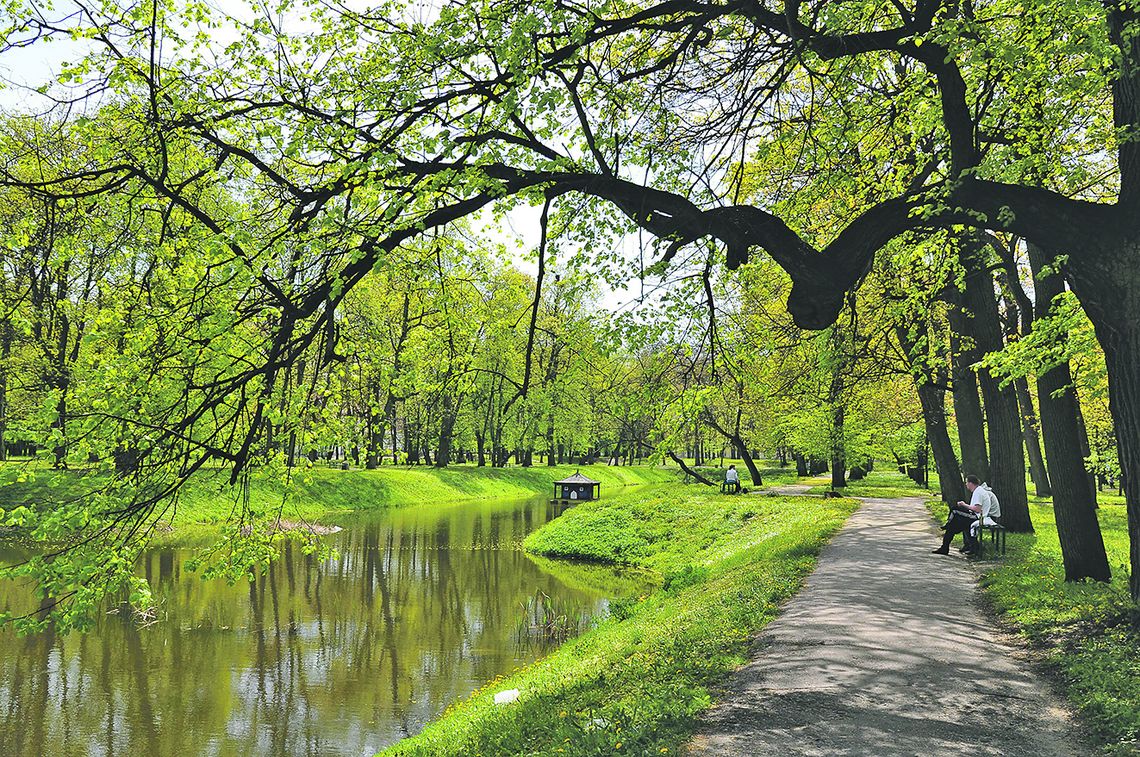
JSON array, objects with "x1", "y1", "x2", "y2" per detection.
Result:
[{"x1": 975, "y1": 521, "x2": 1007, "y2": 558}]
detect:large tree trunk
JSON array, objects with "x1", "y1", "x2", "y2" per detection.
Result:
[
  {"x1": 736, "y1": 446, "x2": 763, "y2": 488},
  {"x1": 475, "y1": 431, "x2": 486, "y2": 467},
  {"x1": 366, "y1": 403, "x2": 385, "y2": 469},
  {"x1": 830, "y1": 401, "x2": 846, "y2": 490},
  {"x1": 1097, "y1": 324, "x2": 1140, "y2": 599},
  {"x1": 1037, "y1": 360, "x2": 1112, "y2": 581},
  {"x1": 957, "y1": 250, "x2": 1032, "y2": 532},
  {"x1": 435, "y1": 400, "x2": 456, "y2": 468},
  {"x1": 793, "y1": 451, "x2": 808, "y2": 477},
  {"x1": 1014, "y1": 377, "x2": 1052, "y2": 497},
  {"x1": 918, "y1": 375, "x2": 963, "y2": 506},
  {"x1": 1027, "y1": 244, "x2": 1110, "y2": 581},
  {"x1": 947, "y1": 306, "x2": 990, "y2": 481}
]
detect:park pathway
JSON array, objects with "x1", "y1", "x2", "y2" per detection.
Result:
[{"x1": 686, "y1": 494, "x2": 1085, "y2": 757}]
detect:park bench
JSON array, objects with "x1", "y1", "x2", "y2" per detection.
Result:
[{"x1": 974, "y1": 520, "x2": 1007, "y2": 558}]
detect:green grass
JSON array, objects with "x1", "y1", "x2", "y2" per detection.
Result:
[
  {"x1": 686, "y1": 463, "x2": 800, "y2": 488},
  {"x1": 804, "y1": 468, "x2": 939, "y2": 500},
  {"x1": 382, "y1": 488, "x2": 858, "y2": 756},
  {"x1": 0, "y1": 461, "x2": 679, "y2": 527},
  {"x1": 964, "y1": 499, "x2": 1139, "y2": 755}
]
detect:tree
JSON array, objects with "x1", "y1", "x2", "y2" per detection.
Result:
[{"x1": 8, "y1": 0, "x2": 1140, "y2": 601}]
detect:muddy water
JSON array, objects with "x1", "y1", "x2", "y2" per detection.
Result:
[{"x1": 0, "y1": 494, "x2": 646, "y2": 756}]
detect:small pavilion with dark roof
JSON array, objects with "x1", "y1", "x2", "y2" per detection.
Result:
[{"x1": 553, "y1": 471, "x2": 601, "y2": 502}]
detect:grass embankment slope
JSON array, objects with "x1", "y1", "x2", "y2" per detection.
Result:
[
  {"x1": 384, "y1": 487, "x2": 858, "y2": 757},
  {"x1": 0, "y1": 462, "x2": 677, "y2": 526}
]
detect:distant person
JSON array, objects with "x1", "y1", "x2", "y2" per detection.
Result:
[
  {"x1": 723, "y1": 464, "x2": 740, "y2": 494},
  {"x1": 932, "y1": 475, "x2": 1000, "y2": 555}
]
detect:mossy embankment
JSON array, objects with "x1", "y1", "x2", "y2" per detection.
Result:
[
  {"x1": 0, "y1": 462, "x2": 678, "y2": 527},
  {"x1": 383, "y1": 488, "x2": 858, "y2": 757}
]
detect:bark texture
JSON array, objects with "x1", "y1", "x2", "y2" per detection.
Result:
[
  {"x1": 957, "y1": 249, "x2": 1032, "y2": 532},
  {"x1": 947, "y1": 304, "x2": 990, "y2": 482},
  {"x1": 1025, "y1": 244, "x2": 1110, "y2": 581}
]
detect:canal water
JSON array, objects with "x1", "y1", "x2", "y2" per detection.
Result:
[{"x1": 0, "y1": 493, "x2": 647, "y2": 756}]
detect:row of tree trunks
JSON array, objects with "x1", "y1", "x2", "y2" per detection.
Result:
[
  {"x1": 948, "y1": 306, "x2": 990, "y2": 482},
  {"x1": 950, "y1": 238, "x2": 1110, "y2": 581},
  {"x1": 895, "y1": 323, "x2": 964, "y2": 506},
  {"x1": 995, "y1": 268, "x2": 1053, "y2": 497},
  {"x1": 956, "y1": 242, "x2": 1032, "y2": 532}
]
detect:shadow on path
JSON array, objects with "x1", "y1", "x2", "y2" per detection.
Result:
[{"x1": 686, "y1": 495, "x2": 1084, "y2": 757}]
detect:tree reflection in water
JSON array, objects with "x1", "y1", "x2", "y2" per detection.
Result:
[{"x1": 0, "y1": 494, "x2": 649, "y2": 756}]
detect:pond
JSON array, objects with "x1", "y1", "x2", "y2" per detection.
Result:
[{"x1": 0, "y1": 493, "x2": 649, "y2": 756}]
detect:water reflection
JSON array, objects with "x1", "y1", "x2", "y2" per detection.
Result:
[{"x1": 0, "y1": 495, "x2": 648, "y2": 756}]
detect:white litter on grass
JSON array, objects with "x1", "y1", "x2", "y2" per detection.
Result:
[{"x1": 493, "y1": 688, "x2": 520, "y2": 705}]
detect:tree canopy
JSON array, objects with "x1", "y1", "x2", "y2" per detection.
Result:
[{"x1": 4, "y1": 0, "x2": 1140, "y2": 624}]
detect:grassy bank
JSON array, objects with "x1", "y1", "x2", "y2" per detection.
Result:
[
  {"x1": 383, "y1": 488, "x2": 858, "y2": 756},
  {"x1": 968, "y1": 498, "x2": 1139, "y2": 755},
  {"x1": 0, "y1": 462, "x2": 679, "y2": 526}
]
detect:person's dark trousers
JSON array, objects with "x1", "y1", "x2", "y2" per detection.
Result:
[{"x1": 936, "y1": 510, "x2": 978, "y2": 552}]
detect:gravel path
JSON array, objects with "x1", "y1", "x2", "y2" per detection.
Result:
[{"x1": 686, "y1": 495, "x2": 1086, "y2": 756}]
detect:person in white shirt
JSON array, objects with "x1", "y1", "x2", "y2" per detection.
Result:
[
  {"x1": 932, "y1": 475, "x2": 998, "y2": 555},
  {"x1": 967, "y1": 478, "x2": 1001, "y2": 541},
  {"x1": 723, "y1": 464, "x2": 740, "y2": 494}
]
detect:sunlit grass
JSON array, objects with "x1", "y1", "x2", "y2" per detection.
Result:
[
  {"x1": 0, "y1": 461, "x2": 678, "y2": 529},
  {"x1": 382, "y1": 489, "x2": 857, "y2": 756},
  {"x1": 803, "y1": 468, "x2": 938, "y2": 500}
]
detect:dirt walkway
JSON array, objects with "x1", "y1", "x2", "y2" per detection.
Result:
[{"x1": 686, "y1": 495, "x2": 1085, "y2": 756}]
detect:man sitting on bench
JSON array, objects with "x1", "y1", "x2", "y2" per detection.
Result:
[
  {"x1": 932, "y1": 475, "x2": 998, "y2": 555},
  {"x1": 722, "y1": 464, "x2": 741, "y2": 494},
  {"x1": 967, "y1": 476, "x2": 1001, "y2": 546}
]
